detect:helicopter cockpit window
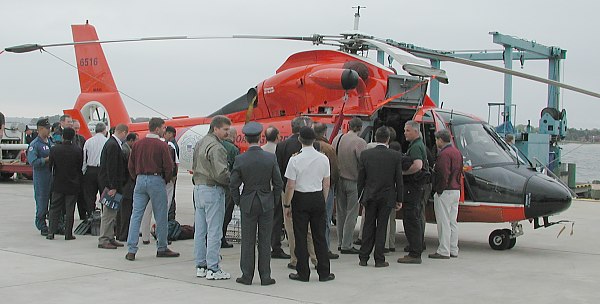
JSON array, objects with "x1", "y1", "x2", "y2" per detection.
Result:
[{"x1": 452, "y1": 123, "x2": 514, "y2": 167}]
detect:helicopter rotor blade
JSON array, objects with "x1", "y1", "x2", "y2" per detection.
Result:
[
  {"x1": 360, "y1": 38, "x2": 449, "y2": 84},
  {"x1": 4, "y1": 34, "x2": 329, "y2": 54},
  {"x1": 405, "y1": 48, "x2": 600, "y2": 99}
]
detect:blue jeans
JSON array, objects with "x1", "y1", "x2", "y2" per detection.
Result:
[
  {"x1": 33, "y1": 169, "x2": 51, "y2": 231},
  {"x1": 194, "y1": 184, "x2": 225, "y2": 271},
  {"x1": 127, "y1": 175, "x2": 169, "y2": 253},
  {"x1": 325, "y1": 186, "x2": 335, "y2": 250}
]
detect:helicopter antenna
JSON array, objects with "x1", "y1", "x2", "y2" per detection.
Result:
[{"x1": 352, "y1": 6, "x2": 366, "y2": 30}]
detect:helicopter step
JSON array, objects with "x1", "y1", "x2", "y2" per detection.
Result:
[{"x1": 489, "y1": 221, "x2": 523, "y2": 250}]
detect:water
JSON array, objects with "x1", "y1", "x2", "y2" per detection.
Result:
[{"x1": 560, "y1": 143, "x2": 600, "y2": 183}]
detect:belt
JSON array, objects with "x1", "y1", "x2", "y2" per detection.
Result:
[
  {"x1": 141, "y1": 173, "x2": 161, "y2": 176},
  {"x1": 198, "y1": 182, "x2": 221, "y2": 187},
  {"x1": 87, "y1": 166, "x2": 100, "y2": 168}
]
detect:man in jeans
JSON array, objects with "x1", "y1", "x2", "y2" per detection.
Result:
[
  {"x1": 125, "y1": 118, "x2": 178, "y2": 261},
  {"x1": 193, "y1": 115, "x2": 232, "y2": 280}
]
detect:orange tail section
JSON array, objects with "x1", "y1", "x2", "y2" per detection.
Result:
[{"x1": 71, "y1": 24, "x2": 130, "y2": 128}]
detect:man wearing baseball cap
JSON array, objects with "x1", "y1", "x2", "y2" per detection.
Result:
[{"x1": 27, "y1": 118, "x2": 55, "y2": 235}]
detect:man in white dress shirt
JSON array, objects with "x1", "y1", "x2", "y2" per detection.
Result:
[{"x1": 82, "y1": 122, "x2": 108, "y2": 218}]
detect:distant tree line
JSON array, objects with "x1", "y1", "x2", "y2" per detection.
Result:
[{"x1": 515, "y1": 124, "x2": 600, "y2": 142}]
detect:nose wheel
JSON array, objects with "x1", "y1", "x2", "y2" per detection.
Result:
[
  {"x1": 489, "y1": 222, "x2": 521, "y2": 250},
  {"x1": 489, "y1": 229, "x2": 512, "y2": 250}
]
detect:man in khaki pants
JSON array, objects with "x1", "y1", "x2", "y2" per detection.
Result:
[{"x1": 98, "y1": 124, "x2": 129, "y2": 249}]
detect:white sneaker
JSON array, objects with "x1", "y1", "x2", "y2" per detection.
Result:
[
  {"x1": 196, "y1": 267, "x2": 207, "y2": 278},
  {"x1": 206, "y1": 269, "x2": 231, "y2": 280}
]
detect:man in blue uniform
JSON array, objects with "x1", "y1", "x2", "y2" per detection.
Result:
[{"x1": 27, "y1": 118, "x2": 55, "y2": 236}]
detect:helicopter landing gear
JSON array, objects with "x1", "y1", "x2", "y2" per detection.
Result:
[{"x1": 488, "y1": 222, "x2": 522, "y2": 250}]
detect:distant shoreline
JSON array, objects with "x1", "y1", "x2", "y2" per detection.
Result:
[{"x1": 561, "y1": 141, "x2": 600, "y2": 144}]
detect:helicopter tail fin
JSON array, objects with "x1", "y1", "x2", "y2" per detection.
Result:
[{"x1": 71, "y1": 23, "x2": 130, "y2": 128}]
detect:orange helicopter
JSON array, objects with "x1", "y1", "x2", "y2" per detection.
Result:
[{"x1": 6, "y1": 15, "x2": 594, "y2": 250}]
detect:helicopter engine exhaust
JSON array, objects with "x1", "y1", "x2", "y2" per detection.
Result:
[{"x1": 308, "y1": 68, "x2": 359, "y2": 90}]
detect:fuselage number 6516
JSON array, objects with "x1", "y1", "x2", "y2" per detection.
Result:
[{"x1": 79, "y1": 57, "x2": 98, "y2": 66}]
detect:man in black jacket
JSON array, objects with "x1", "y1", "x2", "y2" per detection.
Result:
[
  {"x1": 47, "y1": 128, "x2": 83, "y2": 240},
  {"x1": 98, "y1": 124, "x2": 129, "y2": 249},
  {"x1": 230, "y1": 122, "x2": 283, "y2": 286},
  {"x1": 357, "y1": 127, "x2": 403, "y2": 267}
]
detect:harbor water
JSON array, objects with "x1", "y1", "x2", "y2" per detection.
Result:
[{"x1": 560, "y1": 143, "x2": 600, "y2": 183}]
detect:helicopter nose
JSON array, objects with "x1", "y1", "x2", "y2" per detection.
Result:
[{"x1": 524, "y1": 174, "x2": 572, "y2": 219}]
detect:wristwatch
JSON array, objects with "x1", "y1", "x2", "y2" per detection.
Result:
[{"x1": 283, "y1": 205, "x2": 291, "y2": 208}]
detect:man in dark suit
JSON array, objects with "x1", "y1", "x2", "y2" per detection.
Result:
[
  {"x1": 72, "y1": 120, "x2": 88, "y2": 220},
  {"x1": 230, "y1": 122, "x2": 283, "y2": 286},
  {"x1": 47, "y1": 127, "x2": 83, "y2": 240},
  {"x1": 357, "y1": 127, "x2": 404, "y2": 267},
  {"x1": 117, "y1": 132, "x2": 138, "y2": 241},
  {"x1": 98, "y1": 124, "x2": 129, "y2": 249}
]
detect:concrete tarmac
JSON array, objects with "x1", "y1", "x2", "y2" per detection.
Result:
[{"x1": 0, "y1": 174, "x2": 598, "y2": 303}]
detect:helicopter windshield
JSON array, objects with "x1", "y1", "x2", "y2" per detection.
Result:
[{"x1": 452, "y1": 123, "x2": 516, "y2": 167}]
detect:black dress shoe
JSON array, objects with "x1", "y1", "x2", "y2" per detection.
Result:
[
  {"x1": 221, "y1": 242, "x2": 234, "y2": 248},
  {"x1": 65, "y1": 235, "x2": 76, "y2": 240},
  {"x1": 328, "y1": 251, "x2": 339, "y2": 259},
  {"x1": 340, "y1": 247, "x2": 361, "y2": 254},
  {"x1": 271, "y1": 251, "x2": 291, "y2": 259},
  {"x1": 236, "y1": 277, "x2": 252, "y2": 285},
  {"x1": 359, "y1": 260, "x2": 367, "y2": 267},
  {"x1": 289, "y1": 273, "x2": 309, "y2": 282},
  {"x1": 383, "y1": 248, "x2": 390, "y2": 253},
  {"x1": 375, "y1": 261, "x2": 390, "y2": 268},
  {"x1": 261, "y1": 278, "x2": 276, "y2": 286},
  {"x1": 40, "y1": 229, "x2": 49, "y2": 236},
  {"x1": 287, "y1": 263, "x2": 296, "y2": 270},
  {"x1": 46, "y1": 234, "x2": 54, "y2": 240},
  {"x1": 354, "y1": 239, "x2": 362, "y2": 246},
  {"x1": 319, "y1": 273, "x2": 335, "y2": 282},
  {"x1": 142, "y1": 240, "x2": 150, "y2": 245}
]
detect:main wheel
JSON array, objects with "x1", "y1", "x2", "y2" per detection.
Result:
[
  {"x1": 489, "y1": 229, "x2": 511, "y2": 250},
  {"x1": 503, "y1": 228, "x2": 517, "y2": 249}
]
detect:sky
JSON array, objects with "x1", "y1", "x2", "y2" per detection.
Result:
[{"x1": 1, "y1": 0, "x2": 599, "y2": 129}]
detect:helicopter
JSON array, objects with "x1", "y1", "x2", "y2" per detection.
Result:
[{"x1": 4, "y1": 12, "x2": 590, "y2": 250}]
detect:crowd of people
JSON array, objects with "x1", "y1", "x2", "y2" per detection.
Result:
[{"x1": 24, "y1": 113, "x2": 464, "y2": 285}]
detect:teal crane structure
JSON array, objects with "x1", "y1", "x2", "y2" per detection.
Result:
[{"x1": 377, "y1": 32, "x2": 567, "y2": 169}]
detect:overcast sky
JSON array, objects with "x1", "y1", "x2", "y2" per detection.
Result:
[{"x1": 1, "y1": 0, "x2": 598, "y2": 129}]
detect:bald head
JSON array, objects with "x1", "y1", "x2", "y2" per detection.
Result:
[{"x1": 265, "y1": 126, "x2": 279, "y2": 143}]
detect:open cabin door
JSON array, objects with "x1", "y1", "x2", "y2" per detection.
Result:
[{"x1": 385, "y1": 75, "x2": 428, "y2": 108}]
